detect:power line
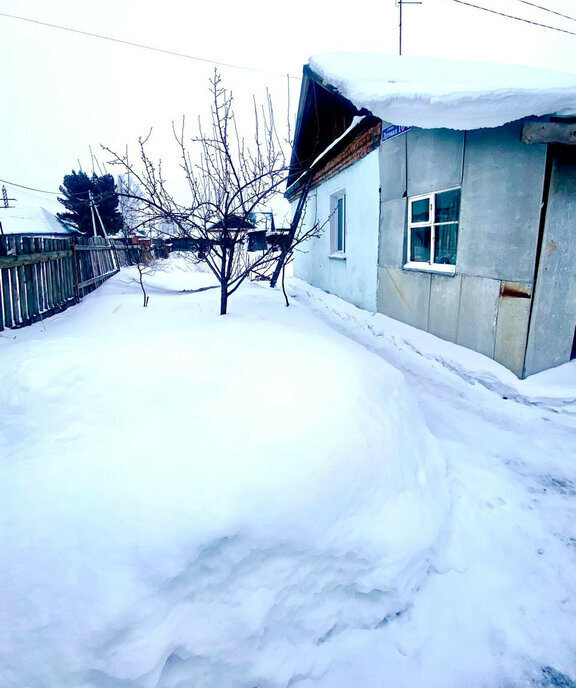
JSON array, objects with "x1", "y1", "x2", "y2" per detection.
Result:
[
  {"x1": 0, "y1": 11, "x2": 301, "y2": 79},
  {"x1": 0, "y1": 178, "x2": 60, "y2": 195},
  {"x1": 0, "y1": 178, "x2": 115, "y2": 206},
  {"x1": 451, "y1": 0, "x2": 576, "y2": 35},
  {"x1": 3, "y1": 186, "x2": 57, "y2": 204},
  {"x1": 508, "y1": 0, "x2": 576, "y2": 23}
]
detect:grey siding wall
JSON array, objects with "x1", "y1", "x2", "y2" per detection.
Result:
[
  {"x1": 377, "y1": 120, "x2": 548, "y2": 377},
  {"x1": 408, "y1": 128, "x2": 464, "y2": 197},
  {"x1": 524, "y1": 148, "x2": 576, "y2": 376},
  {"x1": 459, "y1": 123, "x2": 546, "y2": 281}
]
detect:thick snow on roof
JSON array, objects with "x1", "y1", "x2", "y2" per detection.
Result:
[
  {"x1": 0, "y1": 207, "x2": 73, "y2": 236},
  {"x1": 309, "y1": 53, "x2": 576, "y2": 130}
]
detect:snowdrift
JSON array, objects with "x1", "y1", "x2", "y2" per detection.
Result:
[{"x1": 0, "y1": 273, "x2": 450, "y2": 687}]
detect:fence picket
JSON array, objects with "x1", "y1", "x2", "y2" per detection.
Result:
[
  {"x1": 0, "y1": 237, "x2": 12, "y2": 328},
  {"x1": 0, "y1": 235, "x2": 160, "y2": 332}
]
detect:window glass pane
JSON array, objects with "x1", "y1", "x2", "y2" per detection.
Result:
[
  {"x1": 435, "y1": 189, "x2": 461, "y2": 223},
  {"x1": 337, "y1": 196, "x2": 345, "y2": 251},
  {"x1": 434, "y1": 223, "x2": 458, "y2": 265},
  {"x1": 410, "y1": 226, "x2": 431, "y2": 262},
  {"x1": 411, "y1": 198, "x2": 429, "y2": 223}
]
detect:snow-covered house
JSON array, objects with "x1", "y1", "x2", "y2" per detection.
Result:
[
  {"x1": 287, "y1": 54, "x2": 576, "y2": 378},
  {"x1": 0, "y1": 206, "x2": 76, "y2": 236}
]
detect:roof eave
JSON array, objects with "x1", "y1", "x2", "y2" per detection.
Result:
[
  {"x1": 287, "y1": 64, "x2": 375, "y2": 191},
  {"x1": 285, "y1": 114, "x2": 380, "y2": 200}
]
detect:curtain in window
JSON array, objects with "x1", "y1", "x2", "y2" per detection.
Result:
[
  {"x1": 337, "y1": 197, "x2": 345, "y2": 252},
  {"x1": 410, "y1": 226, "x2": 431, "y2": 262},
  {"x1": 434, "y1": 223, "x2": 458, "y2": 265},
  {"x1": 434, "y1": 189, "x2": 460, "y2": 223},
  {"x1": 433, "y1": 189, "x2": 460, "y2": 265}
]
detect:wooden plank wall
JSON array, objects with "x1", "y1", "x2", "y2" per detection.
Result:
[
  {"x1": 112, "y1": 241, "x2": 146, "y2": 268},
  {"x1": 75, "y1": 236, "x2": 118, "y2": 296},
  {"x1": 0, "y1": 235, "x2": 127, "y2": 331}
]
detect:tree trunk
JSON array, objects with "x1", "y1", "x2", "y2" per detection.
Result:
[
  {"x1": 270, "y1": 177, "x2": 312, "y2": 288},
  {"x1": 281, "y1": 263, "x2": 289, "y2": 307},
  {"x1": 220, "y1": 283, "x2": 228, "y2": 315},
  {"x1": 219, "y1": 241, "x2": 228, "y2": 315},
  {"x1": 137, "y1": 264, "x2": 149, "y2": 307}
]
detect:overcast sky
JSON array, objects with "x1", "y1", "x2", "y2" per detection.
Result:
[{"x1": 0, "y1": 0, "x2": 574, "y2": 214}]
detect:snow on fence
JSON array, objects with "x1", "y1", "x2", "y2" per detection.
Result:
[{"x1": 0, "y1": 235, "x2": 148, "y2": 331}]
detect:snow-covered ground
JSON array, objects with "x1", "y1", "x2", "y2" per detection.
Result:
[{"x1": 1, "y1": 258, "x2": 575, "y2": 688}]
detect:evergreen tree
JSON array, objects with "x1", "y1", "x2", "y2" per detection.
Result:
[
  {"x1": 57, "y1": 171, "x2": 124, "y2": 236},
  {"x1": 91, "y1": 174, "x2": 124, "y2": 235}
]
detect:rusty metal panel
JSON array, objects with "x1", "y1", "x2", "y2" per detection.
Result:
[
  {"x1": 458, "y1": 121, "x2": 546, "y2": 282},
  {"x1": 525, "y1": 149, "x2": 576, "y2": 376},
  {"x1": 522, "y1": 120, "x2": 576, "y2": 145},
  {"x1": 494, "y1": 281, "x2": 532, "y2": 377},
  {"x1": 407, "y1": 128, "x2": 464, "y2": 197},
  {"x1": 378, "y1": 198, "x2": 407, "y2": 267},
  {"x1": 377, "y1": 266, "x2": 431, "y2": 330},
  {"x1": 428, "y1": 274, "x2": 462, "y2": 343},
  {"x1": 456, "y1": 275, "x2": 500, "y2": 359}
]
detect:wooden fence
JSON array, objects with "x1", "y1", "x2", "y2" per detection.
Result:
[
  {"x1": 0, "y1": 235, "x2": 127, "y2": 331},
  {"x1": 112, "y1": 241, "x2": 150, "y2": 268},
  {"x1": 0, "y1": 235, "x2": 168, "y2": 332}
]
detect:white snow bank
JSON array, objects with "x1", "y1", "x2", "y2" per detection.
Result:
[
  {"x1": 0, "y1": 206, "x2": 73, "y2": 235},
  {"x1": 0, "y1": 263, "x2": 450, "y2": 688},
  {"x1": 309, "y1": 53, "x2": 576, "y2": 130}
]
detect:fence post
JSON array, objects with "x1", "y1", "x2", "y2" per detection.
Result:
[{"x1": 71, "y1": 239, "x2": 80, "y2": 303}]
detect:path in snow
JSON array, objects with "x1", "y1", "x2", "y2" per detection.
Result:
[{"x1": 288, "y1": 281, "x2": 576, "y2": 688}]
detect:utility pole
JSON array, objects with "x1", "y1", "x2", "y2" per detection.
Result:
[
  {"x1": 397, "y1": 0, "x2": 422, "y2": 56},
  {"x1": 2, "y1": 185, "x2": 16, "y2": 208},
  {"x1": 88, "y1": 190, "x2": 98, "y2": 237}
]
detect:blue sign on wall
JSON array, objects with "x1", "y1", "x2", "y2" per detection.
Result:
[{"x1": 381, "y1": 125, "x2": 411, "y2": 142}]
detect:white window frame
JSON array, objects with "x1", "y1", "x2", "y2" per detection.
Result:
[
  {"x1": 329, "y1": 190, "x2": 346, "y2": 257},
  {"x1": 404, "y1": 186, "x2": 461, "y2": 275}
]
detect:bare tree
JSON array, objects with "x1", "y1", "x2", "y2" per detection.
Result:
[
  {"x1": 116, "y1": 172, "x2": 146, "y2": 240},
  {"x1": 115, "y1": 172, "x2": 165, "y2": 307},
  {"x1": 104, "y1": 71, "x2": 319, "y2": 315},
  {"x1": 134, "y1": 250, "x2": 163, "y2": 308}
]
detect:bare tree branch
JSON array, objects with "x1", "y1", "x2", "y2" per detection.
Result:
[{"x1": 105, "y1": 70, "x2": 320, "y2": 315}]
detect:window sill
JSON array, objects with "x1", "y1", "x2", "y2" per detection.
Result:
[
  {"x1": 403, "y1": 261, "x2": 456, "y2": 276},
  {"x1": 329, "y1": 253, "x2": 347, "y2": 260}
]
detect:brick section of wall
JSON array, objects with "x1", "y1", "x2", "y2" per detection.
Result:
[{"x1": 287, "y1": 120, "x2": 382, "y2": 200}]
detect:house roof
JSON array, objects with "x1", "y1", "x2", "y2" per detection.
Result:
[
  {"x1": 287, "y1": 69, "x2": 376, "y2": 189},
  {"x1": 0, "y1": 207, "x2": 75, "y2": 236},
  {"x1": 207, "y1": 214, "x2": 256, "y2": 230},
  {"x1": 308, "y1": 53, "x2": 576, "y2": 130}
]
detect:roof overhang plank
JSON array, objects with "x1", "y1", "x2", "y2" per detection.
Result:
[{"x1": 287, "y1": 66, "x2": 364, "y2": 188}]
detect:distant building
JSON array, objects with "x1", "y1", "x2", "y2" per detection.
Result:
[
  {"x1": 287, "y1": 54, "x2": 576, "y2": 378},
  {"x1": 0, "y1": 207, "x2": 76, "y2": 237}
]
